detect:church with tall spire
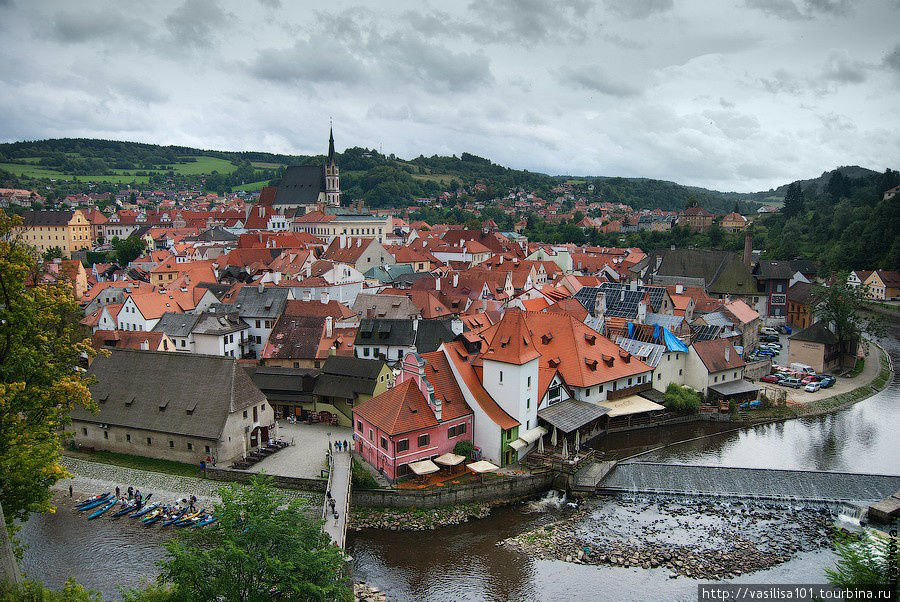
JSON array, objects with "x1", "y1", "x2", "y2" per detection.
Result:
[{"x1": 268, "y1": 128, "x2": 341, "y2": 212}]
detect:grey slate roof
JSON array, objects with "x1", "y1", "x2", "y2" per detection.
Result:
[
  {"x1": 352, "y1": 293, "x2": 421, "y2": 320},
  {"x1": 355, "y1": 318, "x2": 416, "y2": 347},
  {"x1": 790, "y1": 321, "x2": 838, "y2": 345},
  {"x1": 414, "y1": 319, "x2": 457, "y2": 354},
  {"x1": 245, "y1": 366, "x2": 318, "y2": 403},
  {"x1": 645, "y1": 313, "x2": 684, "y2": 331},
  {"x1": 701, "y1": 312, "x2": 734, "y2": 327},
  {"x1": 313, "y1": 356, "x2": 387, "y2": 400},
  {"x1": 232, "y1": 286, "x2": 291, "y2": 319},
  {"x1": 274, "y1": 165, "x2": 325, "y2": 206},
  {"x1": 72, "y1": 349, "x2": 265, "y2": 440},
  {"x1": 189, "y1": 226, "x2": 239, "y2": 242},
  {"x1": 615, "y1": 336, "x2": 666, "y2": 369},
  {"x1": 538, "y1": 398, "x2": 610, "y2": 433},
  {"x1": 153, "y1": 311, "x2": 201, "y2": 338},
  {"x1": 193, "y1": 311, "x2": 247, "y2": 336}
]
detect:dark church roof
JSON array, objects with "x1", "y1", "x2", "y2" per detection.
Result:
[{"x1": 274, "y1": 165, "x2": 325, "y2": 206}]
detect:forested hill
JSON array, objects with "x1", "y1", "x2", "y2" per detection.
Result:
[{"x1": 1, "y1": 137, "x2": 747, "y2": 211}]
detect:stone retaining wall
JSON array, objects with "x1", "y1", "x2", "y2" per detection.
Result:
[
  {"x1": 352, "y1": 472, "x2": 555, "y2": 509},
  {"x1": 203, "y1": 466, "x2": 328, "y2": 492}
]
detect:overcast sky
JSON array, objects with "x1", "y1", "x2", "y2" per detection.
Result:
[{"x1": 0, "y1": 0, "x2": 898, "y2": 192}]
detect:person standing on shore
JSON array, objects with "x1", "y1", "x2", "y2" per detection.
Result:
[
  {"x1": 115, "y1": 486, "x2": 120, "y2": 499},
  {"x1": 68, "y1": 484, "x2": 73, "y2": 497}
]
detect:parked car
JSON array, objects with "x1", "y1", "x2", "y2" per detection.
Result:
[
  {"x1": 756, "y1": 348, "x2": 777, "y2": 357},
  {"x1": 781, "y1": 377, "x2": 802, "y2": 388},
  {"x1": 761, "y1": 343, "x2": 783, "y2": 350},
  {"x1": 778, "y1": 325, "x2": 792, "y2": 334},
  {"x1": 761, "y1": 374, "x2": 780, "y2": 383},
  {"x1": 819, "y1": 376, "x2": 836, "y2": 388},
  {"x1": 761, "y1": 327, "x2": 779, "y2": 336},
  {"x1": 760, "y1": 335, "x2": 780, "y2": 343},
  {"x1": 801, "y1": 375, "x2": 820, "y2": 385},
  {"x1": 804, "y1": 382, "x2": 821, "y2": 392}
]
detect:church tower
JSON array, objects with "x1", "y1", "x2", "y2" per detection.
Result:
[{"x1": 324, "y1": 127, "x2": 341, "y2": 207}]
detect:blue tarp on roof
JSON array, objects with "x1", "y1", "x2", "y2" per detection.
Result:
[{"x1": 662, "y1": 326, "x2": 689, "y2": 352}]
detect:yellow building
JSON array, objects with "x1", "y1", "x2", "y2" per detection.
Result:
[{"x1": 20, "y1": 210, "x2": 92, "y2": 258}]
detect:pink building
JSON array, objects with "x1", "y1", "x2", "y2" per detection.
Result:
[{"x1": 352, "y1": 351, "x2": 474, "y2": 481}]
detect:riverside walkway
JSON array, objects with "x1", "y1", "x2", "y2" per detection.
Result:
[
  {"x1": 322, "y1": 448, "x2": 352, "y2": 549},
  {"x1": 598, "y1": 462, "x2": 900, "y2": 503}
]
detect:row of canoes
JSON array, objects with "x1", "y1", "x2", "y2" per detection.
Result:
[{"x1": 75, "y1": 492, "x2": 217, "y2": 528}]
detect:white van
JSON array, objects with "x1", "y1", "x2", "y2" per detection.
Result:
[
  {"x1": 790, "y1": 362, "x2": 815, "y2": 375},
  {"x1": 761, "y1": 327, "x2": 779, "y2": 336}
]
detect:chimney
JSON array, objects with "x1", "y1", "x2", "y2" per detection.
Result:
[
  {"x1": 320, "y1": 291, "x2": 328, "y2": 303},
  {"x1": 638, "y1": 300, "x2": 647, "y2": 323},
  {"x1": 325, "y1": 316, "x2": 333, "y2": 338},
  {"x1": 595, "y1": 291, "x2": 606, "y2": 318},
  {"x1": 743, "y1": 229, "x2": 753, "y2": 270},
  {"x1": 257, "y1": 283, "x2": 264, "y2": 293},
  {"x1": 339, "y1": 234, "x2": 346, "y2": 249},
  {"x1": 303, "y1": 289, "x2": 312, "y2": 302},
  {"x1": 629, "y1": 280, "x2": 638, "y2": 292},
  {"x1": 140, "y1": 339, "x2": 149, "y2": 350},
  {"x1": 428, "y1": 383, "x2": 441, "y2": 421},
  {"x1": 676, "y1": 283, "x2": 684, "y2": 294},
  {"x1": 435, "y1": 277, "x2": 441, "y2": 291},
  {"x1": 453, "y1": 273, "x2": 459, "y2": 288},
  {"x1": 725, "y1": 347, "x2": 730, "y2": 362}
]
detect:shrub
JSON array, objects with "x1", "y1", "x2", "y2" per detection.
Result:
[
  {"x1": 0, "y1": 578, "x2": 101, "y2": 601},
  {"x1": 351, "y1": 458, "x2": 379, "y2": 490},
  {"x1": 663, "y1": 383, "x2": 701, "y2": 413},
  {"x1": 453, "y1": 440, "x2": 475, "y2": 459}
]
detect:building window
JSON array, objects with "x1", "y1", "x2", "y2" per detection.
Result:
[
  {"x1": 126, "y1": 433, "x2": 131, "y2": 442},
  {"x1": 417, "y1": 434, "x2": 430, "y2": 447},
  {"x1": 628, "y1": 378, "x2": 632, "y2": 386},
  {"x1": 657, "y1": 373, "x2": 661, "y2": 380},
  {"x1": 187, "y1": 442, "x2": 193, "y2": 450},
  {"x1": 499, "y1": 371, "x2": 503, "y2": 383},
  {"x1": 169, "y1": 440, "x2": 174, "y2": 448},
  {"x1": 81, "y1": 427, "x2": 87, "y2": 436},
  {"x1": 357, "y1": 421, "x2": 363, "y2": 432},
  {"x1": 103, "y1": 430, "x2": 108, "y2": 440},
  {"x1": 448, "y1": 423, "x2": 467, "y2": 438},
  {"x1": 147, "y1": 437, "x2": 152, "y2": 445},
  {"x1": 369, "y1": 429, "x2": 374, "y2": 441},
  {"x1": 714, "y1": 376, "x2": 718, "y2": 382},
  {"x1": 397, "y1": 439, "x2": 409, "y2": 452},
  {"x1": 527, "y1": 376, "x2": 531, "y2": 388},
  {"x1": 380, "y1": 436, "x2": 387, "y2": 450},
  {"x1": 243, "y1": 410, "x2": 248, "y2": 419}
]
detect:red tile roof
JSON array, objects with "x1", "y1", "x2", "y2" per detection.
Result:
[
  {"x1": 693, "y1": 338, "x2": 745, "y2": 373},
  {"x1": 481, "y1": 309, "x2": 541, "y2": 365},
  {"x1": 353, "y1": 379, "x2": 438, "y2": 435}
]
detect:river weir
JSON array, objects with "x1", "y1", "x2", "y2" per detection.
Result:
[{"x1": 19, "y1": 326, "x2": 900, "y2": 600}]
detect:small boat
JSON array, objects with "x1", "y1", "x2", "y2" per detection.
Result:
[
  {"x1": 174, "y1": 510, "x2": 203, "y2": 527},
  {"x1": 78, "y1": 493, "x2": 112, "y2": 511},
  {"x1": 76, "y1": 493, "x2": 110, "y2": 509},
  {"x1": 87, "y1": 499, "x2": 117, "y2": 520},
  {"x1": 192, "y1": 515, "x2": 217, "y2": 528},
  {"x1": 112, "y1": 501, "x2": 138, "y2": 517},
  {"x1": 161, "y1": 509, "x2": 187, "y2": 527},
  {"x1": 130, "y1": 502, "x2": 159, "y2": 519},
  {"x1": 141, "y1": 508, "x2": 164, "y2": 524}
]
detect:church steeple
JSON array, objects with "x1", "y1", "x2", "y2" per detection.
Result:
[
  {"x1": 327, "y1": 126, "x2": 335, "y2": 164},
  {"x1": 324, "y1": 124, "x2": 340, "y2": 207}
]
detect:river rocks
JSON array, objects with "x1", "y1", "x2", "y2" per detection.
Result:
[
  {"x1": 350, "y1": 503, "x2": 491, "y2": 531},
  {"x1": 354, "y1": 582, "x2": 387, "y2": 602},
  {"x1": 501, "y1": 496, "x2": 835, "y2": 580}
]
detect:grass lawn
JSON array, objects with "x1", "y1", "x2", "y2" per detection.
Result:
[
  {"x1": 231, "y1": 179, "x2": 269, "y2": 192},
  {"x1": 411, "y1": 173, "x2": 453, "y2": 184},
  {"x1": 1, "y1": 154, "x2": 237, "y2": 184},
  {"x1": 65, "y1": 448, "x2": 199, "y2": 478}
]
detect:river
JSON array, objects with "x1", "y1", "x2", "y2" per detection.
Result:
[{"x1": 19, "y1": 324, "x2": 899, "y2": 600}]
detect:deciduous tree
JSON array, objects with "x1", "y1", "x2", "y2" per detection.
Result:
[{"x1": 0, "y1": 212, "x2": 95, "y2": 535}]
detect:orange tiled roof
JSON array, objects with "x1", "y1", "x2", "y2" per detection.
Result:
[
  {"x1": 481, "y1": 309, "x2": 541, "y2": 365},
  {"x1": 442, "y1": 342, "x2": 518, "y2": 430},
  {"x1": 353, "y1": 379, "x2": 438, "y2": 435}
]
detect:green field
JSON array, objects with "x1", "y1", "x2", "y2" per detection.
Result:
[
  {"x1": 250, "y1": 161, "x2": 285, "y2": 169},
  {"x1": 0, "y1": 154, "x2": 240, "y2": 184},
  {"x1": 232, "y1": 179, "x2": 270, "y2": 192}
]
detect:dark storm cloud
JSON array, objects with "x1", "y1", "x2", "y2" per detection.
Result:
[
  {"x1": 602, "y1": 0, "x2": 674, "y2": 20},
  {"x1": 164, "y1": 0, "x2": 231, "y2": 48},
  {"x1": 820, "y1": 52, "x2": 868, "y2": 83},
  {"x1": 745, "y1": 0, "x2": 854, "y2": 19},
  {"x1": 249, "y1": 37, "x2": 367, "y2": 85},
  {"x1": 555, "y1": 66, "x2": 640, "y2": 97},
  {"x1": 50, "y1": 9, "x2": 149, "y2": 44},
  {"x1": 467, "y1": 0, "x2": 593, "y2": 44},
  {"x1": 884, "y1": 43, "x2": 900, "y2": 72}
]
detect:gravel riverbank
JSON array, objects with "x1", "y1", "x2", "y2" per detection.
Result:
[
  {"x1": 58, "y1": 456, "x2": 323, "y2": 509},
  {"x1": 350, "y1": 503, "x2": 492, "y2": 531},
  {"x1": 501, "y1": 496, "x2": 835, "y2": 580}
]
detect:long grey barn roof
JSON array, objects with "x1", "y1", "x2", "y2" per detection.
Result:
[
  {"x1": 72, "y1": 349, "x2": 265, "y2": 440},
  {"x1": 233, "y1": 286, "x2": 291, "y2": 319}
]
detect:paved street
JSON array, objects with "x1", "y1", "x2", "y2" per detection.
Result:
[
  {"x1": 249, "y1": 422, "x2": 352, "y2": 479},
  {"x1": 323, "y1": 448, "x2": 352, "y2": 549}
]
